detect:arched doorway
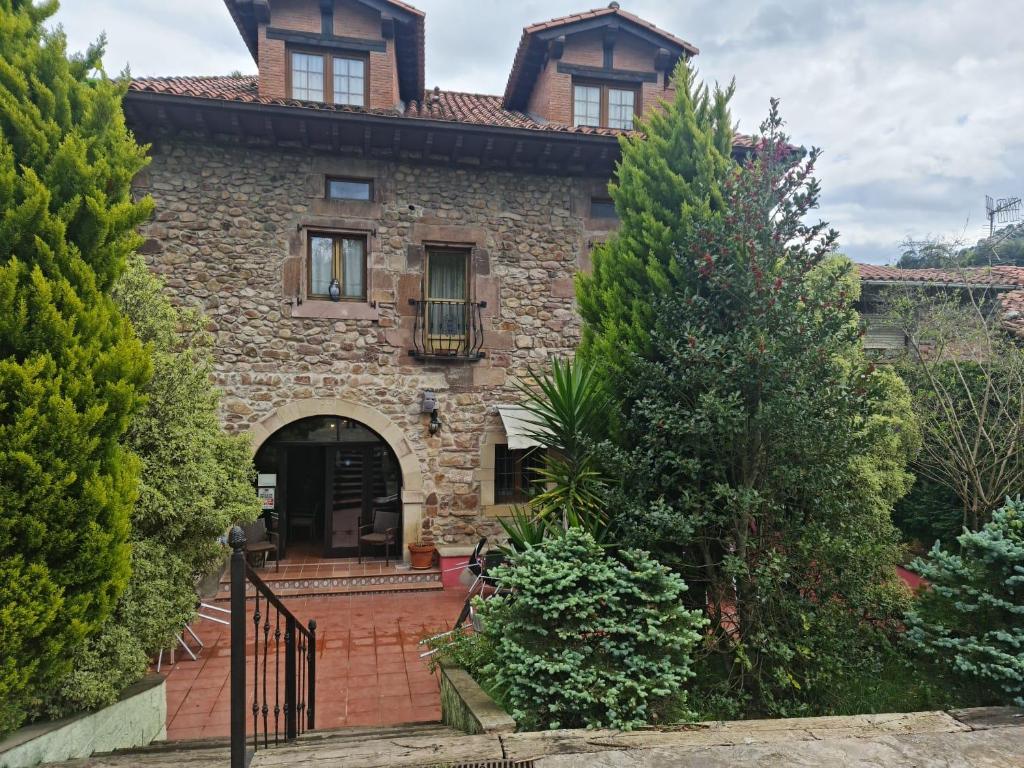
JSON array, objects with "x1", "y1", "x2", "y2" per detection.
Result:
[{"x1": 254, "y1": 416, "x2": 402, "y2": 558}]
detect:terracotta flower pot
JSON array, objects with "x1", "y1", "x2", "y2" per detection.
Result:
[{"x1": 408, "y1": 542, "x2": 436, "y2": 570}]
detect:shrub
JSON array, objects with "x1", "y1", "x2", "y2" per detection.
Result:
[
  {"x1": 475, "y1": 529, "x2": 705, "y2": 730},
  {"x1": 580, "y1": 91, "x2": 918, "y2": 717},
  {"x1": 905, "y1": 498, "x2": 1024, "y2": 706},
  {"x1": 0, "y1": 0, "x2": 152, "y2": 733},
  {"x1": 44, "y1": 258, "x2": 260, "y2": 718}
]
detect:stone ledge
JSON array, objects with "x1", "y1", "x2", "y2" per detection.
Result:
[
  {"x1": 436, "y1": 545, "x2": 476, "y2": 558},
  {"x1": 439, "y1": 664, "x2": 516, "y2": 735},
  {"x1": 0, "y1": 673, "x2": 166, "y2": 768}
]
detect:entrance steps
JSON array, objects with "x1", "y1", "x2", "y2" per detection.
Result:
[
  {"x1": 50, "y1": 722, "x2": 463, "y2": 767},
  {"x1": 213, "y1": 562, "x2": 443, "y2": 600}
]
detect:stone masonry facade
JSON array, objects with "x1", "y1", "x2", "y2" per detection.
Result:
[{"x1": 133, "y1": 136, "x2": 614, "y2": 546}]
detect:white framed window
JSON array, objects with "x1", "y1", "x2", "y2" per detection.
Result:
[
  {"x1": 608, "y1": 88, "x2": 635, "y2": 130},
  {"x1": 573, "y1": 84, "x2": 601, "y2": 127},
  {"x1": 332, "y1": 56, "x2": 366, "y2": 107},
  {"x1": 290, "y1": 52, "x2": 324, "y2": 102}
]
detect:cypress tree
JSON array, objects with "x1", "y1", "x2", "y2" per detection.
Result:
[
  {"x1": 0, "y1": 0, "x2": 152, "y2": 733},
  {"x1": 576, "y1": 60, "x2": 734, "y2": 395}
]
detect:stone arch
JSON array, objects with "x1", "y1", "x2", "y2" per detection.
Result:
[{"x1": 248, "y1": 398, "x2": 425, "y2": 561}]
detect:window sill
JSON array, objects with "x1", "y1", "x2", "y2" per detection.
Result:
[{"x1": 290, "y1": 301, "x2": 379, "y2": 321}]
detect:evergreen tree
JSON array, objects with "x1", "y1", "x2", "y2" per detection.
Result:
[
  {"x1": 46, "y1": 257, "x2": 260, "y2": 716},
  {"x1": 0, "y1": 0, "x2": 152, "y2": 733},
  {"x1": 576, "y1": 60, "x2": 734, "y2": 398},
  {"x1": 594, "y1": 100, "x2": 917, "y2": 716},
  {"x1": 905, "y1": 498, "x2": 1024, "y2": 707}
]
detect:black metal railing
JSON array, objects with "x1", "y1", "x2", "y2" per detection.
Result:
[
  {"x1": 229, "y1": 527, "x2": 316, "y2": 768},
  {"x1": 409, "y1": 298, "x2": 486, "y2": 360}
]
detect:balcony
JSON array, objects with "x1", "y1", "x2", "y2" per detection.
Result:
[{"x1": 408, "y1": 298, "x2": 486, "y2": 361}]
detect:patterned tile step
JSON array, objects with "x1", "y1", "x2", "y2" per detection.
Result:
[{"x1": 213, "y1": 570, "x2": 443, "y2": 600}]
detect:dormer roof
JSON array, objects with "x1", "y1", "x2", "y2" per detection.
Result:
[
  {"x1": 503, "y1": 4, "x2": 699, "y2": 111},
  {"x1": 222, "y1": 0, "x2": 426, "y2": 103}
]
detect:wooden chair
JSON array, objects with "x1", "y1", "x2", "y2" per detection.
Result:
[
  {"x1": 358, "y1": 509, "x2": 400, "y2": 564},
  {"x1": 242, "y1": 518, "x2": 279, "y2": 571}
]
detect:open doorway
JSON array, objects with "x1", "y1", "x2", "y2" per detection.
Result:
[{"x1": 254, "y1": 416, "x2": 402, "y2": 559}]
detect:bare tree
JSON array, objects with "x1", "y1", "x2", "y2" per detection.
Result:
[{"x1": 882, "y1": 238, "x2": 1024, "y2": 531}]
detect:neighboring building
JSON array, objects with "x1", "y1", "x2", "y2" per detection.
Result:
[
  {"x1": 856, "y1": 264, "x2": 1024, "y2": 353},
  {"x1": 124, "y1": 0, "x2": 718, "y2": 559}
]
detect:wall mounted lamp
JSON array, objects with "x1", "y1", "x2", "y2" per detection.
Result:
[{"x1": 422, "y1": 390, "x2": 441, "y2": 435}]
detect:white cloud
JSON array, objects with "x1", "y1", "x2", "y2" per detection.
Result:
[{"x1": 51, "y1": 0, "x2": 1024, "y2": 263}]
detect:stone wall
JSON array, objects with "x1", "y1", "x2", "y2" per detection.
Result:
[{"x1": 134, "y1": 137, "x2": 611, "y2": 546}]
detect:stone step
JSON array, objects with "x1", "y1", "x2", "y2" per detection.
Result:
[
  {"x1": 45, "y1": 722, "x2": 460, "y2": 767},
  {"x1": 213, "y1": 568, "x2": 443, "y2": 600}
]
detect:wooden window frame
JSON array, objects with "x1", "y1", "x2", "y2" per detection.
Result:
[
  {"x1": 287, "y1": 46, "x2": 369, "y2": 106},
  {"x1": 424, "y1": 246, "x2": 471, "y2": 353},
  {"x1": 494, "y1": 445, "x2": 544, "y2": 504},
  {"x1": 306, "y1": 231, "x2": 368, "y2": 302},
  {"x1": 571, "y1": 79, "x2": 641, "y2": 129},
  {"x1": 326, "y1": 176, "x2": 374, "y2": 201}
]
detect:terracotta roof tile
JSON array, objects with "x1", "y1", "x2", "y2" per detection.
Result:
[
  {"x1": 523, "y1": 6, "x2": 698, "y2": 55},
  {"x1": 128, "y1": 75, "x2": 641, "y2": 137},
  {"x1": 856, "y1": 263, "x2": 1024, "y2": 287},
  {"x1": 504, "y1": 5, "x2": 698, "y2": 109},
  {"x1": 856, "y1": 263, "x2": 1024, "y2": 337}
]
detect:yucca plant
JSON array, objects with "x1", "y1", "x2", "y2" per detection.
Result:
[
  {"x1": 515, "y1": 358, "x2": 614, "y2": 539},
  {"x1": 497, "y1": 505, "x2": 552, "y2": 556}
]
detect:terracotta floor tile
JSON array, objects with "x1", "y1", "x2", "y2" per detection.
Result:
[
  {"x1": 167, "y1": 725, "x2": 206, "y2": 741},
  {"x1": 162, "y1": 587, "x2": 468, "y2": 741},
  {"x1": 346, "y1": 698, "x2": 380, "y2": 715}
]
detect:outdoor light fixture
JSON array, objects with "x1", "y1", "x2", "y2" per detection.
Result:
[
  {"x1": 422, "y1": 390, "x2": 441, "y2": 435},
  {"x1": 421, "y1": 390, "x2": 437, "y2": 413},
  {"x1": 328, "y1": 278, "x2": 341, "y2": 302}
]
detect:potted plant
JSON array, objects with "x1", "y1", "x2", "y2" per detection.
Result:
[{"x1": 408, "y1": 536, "x2": 436, "y2": 570}]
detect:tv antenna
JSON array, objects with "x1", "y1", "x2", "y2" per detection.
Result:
[{"x1": 985, "y1": 195, "x2": 1021, "y2": 237}]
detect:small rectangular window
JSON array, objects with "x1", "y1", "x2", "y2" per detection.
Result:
[
  {"x1": 307, "y1": 233, "x2": 366, "y2": 301},
  {"x1": 573, "y1": 84, "x2": 601, "y2": 127},
  {"x1": 291, "y1": 52, "x2": 324, "y2": 102},
  {"x1": 332, "y1": 56, "x2": 366, "y2": 107},
  {"x1": 327, "y1": 178, "x2": 372, "y2": 201},
  {"x1": 494, "y1": 445, "x2": 544, "y2": 504},
  {"x1": 590, "y1": 197, "x2": 617, "y2": 219}
]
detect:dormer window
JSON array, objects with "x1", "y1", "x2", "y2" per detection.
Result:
[
  {"x1": 332, "y1": 56, "x2": 366, "y2": 107},
  {"x1": 572, "y1": 82, "x2": 639, "y2": 130},
  {"x1": 291, "y1": 52, "x2": 324, "y2": 102},
  {"x1": 289, "y1": 50, "x2": 368, "y2": 106}
]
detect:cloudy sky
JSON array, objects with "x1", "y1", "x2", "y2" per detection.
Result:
[{"x1": 52, "y1": 0, "x2": 1024, "y2": 264}]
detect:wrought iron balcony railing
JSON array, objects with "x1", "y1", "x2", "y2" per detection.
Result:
[{"x1": 408, "y1": 298, "x2": 486, "y2": 361}]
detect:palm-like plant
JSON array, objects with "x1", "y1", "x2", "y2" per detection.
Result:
[{"x1": 515, "y1": 358, "x2": 613, "y2": 538}]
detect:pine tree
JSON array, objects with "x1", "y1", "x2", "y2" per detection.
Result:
[
  {"x1": 576, "y1": 60, "x2": 734, "y2": 396},
  {"x1": 905, "y1": 498, "x2": 1024, "y2": 706},
  {"x1": 596, "y1": 100, "x2": 918, "y2": 716},
  {"x1": 0, "y1": 0, "x2": 152, "y2": 733}
]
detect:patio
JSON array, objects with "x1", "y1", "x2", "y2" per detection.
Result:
[{"x1": 161, "y1": 587, "x2": 470, "y2": 741}]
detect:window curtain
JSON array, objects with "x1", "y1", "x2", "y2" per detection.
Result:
[
  {"x1": 427, "y1": 251, "x2": 467, "y2": 338},
  {"x1": 310, "y1": 236, "x2": 333, "y2": 295},
  {"x1": 342, "y1": 238, "x2": 364, "y2": 298}
]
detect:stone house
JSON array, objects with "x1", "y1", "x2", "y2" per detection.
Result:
[
  {"x1": 856, "y1": 264, "x2": 1024, "y2": 354},
  {"x1": 124, "y1": 0, "x2": 732, "y2": 562}
]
